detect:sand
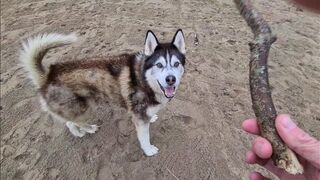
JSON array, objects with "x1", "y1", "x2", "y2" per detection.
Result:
[{"x1": 1, "y1": 0, "x2": 319, "y2": 179}]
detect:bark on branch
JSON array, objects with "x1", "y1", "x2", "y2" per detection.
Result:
[{"x1": 233, "y1": 0, "x2": 303, "y2": 175}]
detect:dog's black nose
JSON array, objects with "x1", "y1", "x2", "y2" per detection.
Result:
[{"x1": 165, "y1": 75, "x2": 176, "y2": 86}]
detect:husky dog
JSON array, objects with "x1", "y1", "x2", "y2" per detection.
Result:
[{"x1": 19, "y1": 29, "x2": 186, "y2": 156}]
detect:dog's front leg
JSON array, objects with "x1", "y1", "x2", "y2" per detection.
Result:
[
  {"x1": 149, "y1": 114, "x2": 158, "y2": 123},
  {"x1": 133, "y1": 118, "x2": 159, "y2": 156}
]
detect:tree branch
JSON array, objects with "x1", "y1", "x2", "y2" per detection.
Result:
[{"x1": 233, "y1": 0, "x2": 303, "y2": 175}]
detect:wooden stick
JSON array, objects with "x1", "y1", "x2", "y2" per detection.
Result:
[{"x1": 233, "y1": 0, "x2": 303, "y2": 175}]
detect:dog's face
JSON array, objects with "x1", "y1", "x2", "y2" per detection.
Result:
[{"x1": 144, "y1": 29, "x2": 186, "y2": 99}]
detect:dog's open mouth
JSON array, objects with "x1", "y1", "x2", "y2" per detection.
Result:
[{"x1": 157, "y1": 81, "x2": 175, "y2": 98}]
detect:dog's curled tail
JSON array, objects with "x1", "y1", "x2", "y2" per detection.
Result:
[{"x1": 19, "y1": 33, "x2": 78, "y2": 88}]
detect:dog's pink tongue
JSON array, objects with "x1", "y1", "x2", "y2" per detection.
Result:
[{"x1": 165, "y1": 87, "x2": 175, "y2": 97}]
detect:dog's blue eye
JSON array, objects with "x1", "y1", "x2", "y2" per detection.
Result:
[
  {"x1": 156, "y1": 63, "x2": 163, "y2": 68},
  {"x1": 174, "y1": 62, "x2": 180, "y2": 67}
]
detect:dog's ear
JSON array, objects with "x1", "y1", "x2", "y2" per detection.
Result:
[
  {"x1": 172, "y1": 29, "x2": 186, "y2": 55},
  {"x1": 144, "y1": 30, "x2": 159, "y2": 56}
]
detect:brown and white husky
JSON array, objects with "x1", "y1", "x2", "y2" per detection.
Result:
[{"x1": 19, "y1": 29, "x2": 186, "y2": 156}]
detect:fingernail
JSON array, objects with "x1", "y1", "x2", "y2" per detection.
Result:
[
  {"x1": 256, "y1": 141, "x2": 264, "y2": 151},
  {"x1": 281, "y1": 115, "x2": 296, "y2": 130}
]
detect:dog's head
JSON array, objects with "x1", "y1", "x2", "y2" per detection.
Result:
[{"x1": 143, "y1": 29, "x2": 186, "y2": 99}]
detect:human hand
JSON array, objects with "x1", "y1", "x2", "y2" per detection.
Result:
[
  {"x1": 291, "y1": 0, "x2": 320, "y2": 13},
  {"x1": 242, "y1": 114, "x2": 320, "y2": 180}
]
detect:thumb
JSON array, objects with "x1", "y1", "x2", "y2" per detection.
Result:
[{"x1": 275, "y1": 114, "x2": 320, "y2": 168}]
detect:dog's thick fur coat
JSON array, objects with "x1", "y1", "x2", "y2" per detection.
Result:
[{"x1": 20, "y1": 30, "x2": 186, "y2": 156}]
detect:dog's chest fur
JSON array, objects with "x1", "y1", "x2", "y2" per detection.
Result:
[{"x1": 146, "y1": 94, "x2": 169, "y2": 117}]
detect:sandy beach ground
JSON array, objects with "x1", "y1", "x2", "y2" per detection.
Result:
[{"x1": 1, "y1": 0, "x2": 319, "y2": 179}]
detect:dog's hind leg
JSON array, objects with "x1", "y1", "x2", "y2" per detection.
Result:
[
  {"x1": 42, "y1": 85, "x2": 99, "y2": 137},
  {"x1": 64, "y1": 121, "x2": 98, "y2": 137},
  {"x1": 75, "y1": 122, "x2": 99, "y2": 134},
  {"x1": 65, "y1": 121, "x2": 86, "y2": 137}
]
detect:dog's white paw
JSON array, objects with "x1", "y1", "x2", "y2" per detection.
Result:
[
  {"x1": 150, "y1": 115, "x2": 158, "y2": 123},
  {"x1": 66, "y1": 122, "x2": 86, "y2": 137},
  {"x1": 80, "y1": 125, "x2": 99, "y2": 134},
  {"x1": 143, "y1": 145, "x2": 159, "y2": 156}
]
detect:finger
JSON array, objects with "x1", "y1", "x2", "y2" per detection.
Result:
[
  {"x1": 252, "y1": 137, "x2": 273, "y2": 159},
  {"x1": 245, "y1": 150, "x2": 284, "y2": 177},
  {"x1": 245, "y1": 150, "x2": 258, "y2": 164},
  {"x1": 263, "y1": 160, "x2": 285, "y2": 177},
  {"x1": 245, "y1": 150, "x2": 268, "y2": 165},
  {"x1": 242, "y1": 119, "x2": 261, "y2": 135},
  {"x1": 292, "y1": 0, "x2": 320, "y2": 13},
  {"x1": 249, "y1": 172, "x2": 271, "y2": 180},
  {"x1": 275, "y1": 114, "x2": 320, "y2": 168}
]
